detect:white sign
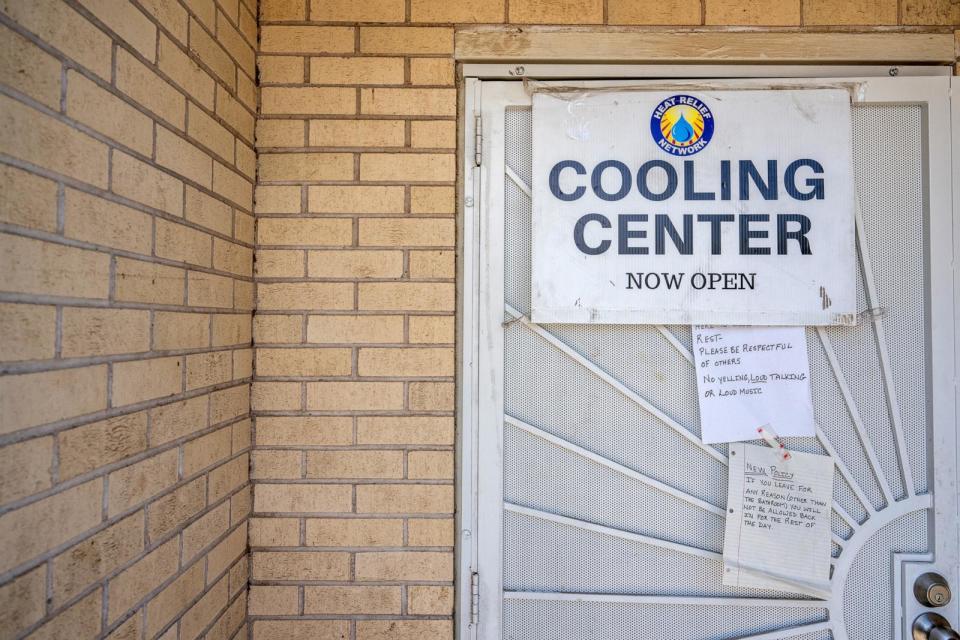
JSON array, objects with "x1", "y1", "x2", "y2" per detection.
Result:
[
  {"x1": 531, "y1": 88, "x2": 857, "y2": 325},
  {"x1": 693, "y1": 325, "x2": 815, "y2": 444},
  {"x1": 723, "y1": 443, "x2": 834, "y2": 599}
]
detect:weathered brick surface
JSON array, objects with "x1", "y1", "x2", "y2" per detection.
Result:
[{"x1": 0, "y1": 0, "x2": 254, "y2": 637}]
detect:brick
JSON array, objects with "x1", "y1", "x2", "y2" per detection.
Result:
[
  {"x1": 1, "y1": 0, "x2": 112, "y2": 78},
  {"x1": 248, "y1": 586, "x2": 299, "y2": 616},
  {"x1": 309, "y1": 119, "x2": 405, "y2": 147},
  {"x1": 116, "y1": 48, "x2": 185, "y2": 128},
  {"x1": 358, "y1": 416, "x2": 454, "y2": 445},
  {"x1": 259, "y1": 152, "x2": 353, "y2": 181},
  {"x1": 0, "y1": 567, "x2": 46, "y2": 637},
  {"x1": 0, "y1": 437, "x2": 52, "y2": 504},
  {"x1": 217, "y1": 13, "x2": 255, "y2": 75},
  {"x1": 112, "y1": 151, "x2": 184, "y2": 216},
  {"x1": 249, "y1": 518, "x2": 301, "y2": 546},
  {"x1": 257, "y1": 282, "x2": 354, "y2": 310},
  {"x1": 409, "y1": 315, "x2": 454, "y2": 344},
  {"x1": 408, "y1": 451, "x2": 453, "y2": 479},
  {"x1": 258, "y1": 56, "x2": 305, "y2": 85},
  {"x1": 307, "y1": 250, "x2": 403, "y2": 278},
  {"x1": 154, "y1": 311, "x2": 210, "y2": 350},
  {"x1": 140, "y1": 0, "x2": 188, "y2": 43},
  {"x1": 146, "y1": 476, "x2": 206, "y2": 539},
  {"x1": 252, "y1": 551, "x2": 350, "y2": 580},
  {"x1": 206, "y1": 522, "x2": 247, "y2": 577},
  {"x1": 254, "y1": 416, "x2": 353, "y2": 446},
  {"x1": 156, "y1": 127, "x2": 214, "y2": 188},
  {"x1": 360, "y1": 153, "x2": 455, "y2": 182},
  {"x1": 253, "y1": 483, "x2": 352, "y2": 512},
  {"x1": 58, "y1": 411, "x2": 148, "y2": 479},
  {"x1": 252, "y1": 312, "x2": 303, "y2": 342},
  {"x1": 305, "y1": 450, "x2": 403, "y2": 480},
  {"x1": 411, "y1": 0, "x2": 504, "y2": 21},
  {"x1": 359, "y1": 218, "x2": 454, "y2": 246},
  {"x1": 307, "y1": 381, "x2": 404, "y2": 410},
  {"x1": 232, "y1": 417, "x2": 252, "y2": 451},
  {"x1": 185, "y1": 350, "x2": 231, "y2": 390},
  {"x1": 61, "y1": 307, "x2": 150, "y2": 357},
  {"x1": 411, "y1": 185, "x2": 454, "y2": 214},
  {"x1": 252, "y1": 450, "x2": 301, "y2": 480},
  {"x1": 359, "y1": 282, "x2": 455, "y2": 311},
  {"x1": 254, "y1": 185, "x2": 301, "y2": 213},
  {"x1": 213, "y1": 162, "x2": 253, "y2": 209},
  {"x1": 115, "y1": 258, "x2": 185, "y2": 305},
  {"x1": 52, "y1": 512, "x2": 143, "y2": 606},
  {"x1": 510, "y1": 0, "x2": 602, "y2": 22},
  {"x1": 64, "y1": 189, "x2": 152, "y2": 255},
  {"x1": 359, "y1": 347, "x2": 453, "y2": 376},
  {"x1": 308, "y1": 185, "x2": 405, "y2": 214},
  {"x1": 182, "y1": 502, "x2": 230, "y2": 561},
  {"x1": 410, "y1": 58, "x2": 455, "y2": 85},
  {"x1": 257, "y1": 217, "x2": 352, "y2": 246},
  {"x1": 261, "y1": 87, "x2": 355, "y2": 115},
  {"x1": 256, "y1": 347, "x2": 352, "y2": 376},
  {"x1": 184, "y1": 428, "x2": 233, "y2": 475},
  {"x1": 310, "y1": 57, "x2": 405, "y2": 85},
  {"x1": 70, "y1": 70, "x2": 155, "y2": 155},
  {"x1": 30, "y1": 588, "x2": 101, "y2": 639},
  {"x1": 144, "y1": 560, "x2": 204, "y2": 637},
  {"x1": 410, "y1": 249, "x2": 454, "y2": 278},
  {"x1": 233, "y1": 349, "x2": 251, "y2": 382},
  {"x1": 705, "y1": 0, "x2": 801, "y2": 24},
  {"x1": 230, "y1": 489, "x2": 252, "y2": 526},
  {"x1": 179, "y1": 575, "x2": 228, "y2": 640},
  {"x1": 260, "y1": 26, "x2": 355, "y2": 53},
  {"x1": 357, "y1": 484, "x2": 452, "y2": 513},
  {"x1": 78, "y1": 0, "x2": 156, "y2": 59},
  {"x1": 411, "y1": 120, "x2": 456, "y2": 148},
  {"x1": 0, "y1": 25, "x2": 61, "y2": 108},
  {"x1": 0, "y1": 94, "x2": 109, "y2": 189},
  {"x1": 0, "y1": 479, "x2": 102, "y2": 574},
  {"x1": 188, "y1": 270, "x2": 234, "y2": 308},
  {"x1": 0, "y1": 303, "x2": 56, "y2": 361},
  {"x1": 305, "y1": 586, "x2": 401, "y2": 615},
  {"x1": 185, "y1": 186, "x2": 233, "y2": 236},
  {"x1": 355, "y1": 552, "x2": 452, "y2": 581},
  {"x1": 210, "y1": 384, "x2": 249, "y2": 423},
  {"x1": 208, "y1": 453, "x2": 249, "y2": 501},
  {"x1": 261, "y1": 0, "x2": 306, "y2": 19},
  {"x1": 257, "y1": 119, "x2": 305, "y2": 147},
  {"x1": 361, "y1": 88, "x2": 456, "y2": 116},
  {"x1": 256, "y1": 621, "x2": 355, "y2": 640},
  {"x1": 408, "y1": 518, "x2": 453, "y2": 546},
  {"x1": 112, "y1": 356, "x2": 183, "y2": 406},
  {"x1": 0, "y1": 164, "x2": 57, "y2": 232},
  {"x1": 188, "y1": 103, "x2": 235, "y2": 162},
  {"x1": 360, "y1": 27, "x2": 454, "y2": 54},
  {"x1": 204, "y1": 590, "x2": 245, "y2": 640},
  {"x1": 358, "y1": 621, "x2": 452, "y2": 640},
  {"x1": 188, "y1": 17, "x2": 235, "y2": 86},
  {"x1": 901, "y1": 0, "x2": 959, "y2": 24},
  {"x1": 256, "y1": 249, "x2": 305, "y2": 277},
  {"x1": 408, "y1": 585, "x2": 454, "y2": 614},
  {"x1": 0, "y1": 366, "x2": 107, "y2": 436},
  {"x1": 251, "y1": 381, "x2": 301, "y2": 410},
  {"x1": 608, "y1": 0, "x2": 701, "y2": 23},
  {"x1": 216, "y1": 85, "x2": 255, "y2": 142},
  {"x1": 150, "y1": 396, "x2": 208, "y2": 445},
  {"x1": 105, "y1": 616, "x2": 141, "y2": 640},
  {"x1": 307, "y1": 314, "x2": 403, "y2": 344},
  {"x1": 235, "y1": 211, "x2": 255, "y2": 242},
  {"x1": 305, "y1": 518, "x2": 402, "y2": 547},
  {"x1": 310, "y1": 0, "x2": 404, "y2": 20},
  {"x1": 212, "y1": 313, "x2": 252, "y2": 346},
  {"x1": 108, "y1": 448, "x2": 178, "y2": 515}
]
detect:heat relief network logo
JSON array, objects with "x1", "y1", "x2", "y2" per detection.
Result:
[{"x1": 650, "y1": 94, "x2": 715, "y2": 156}]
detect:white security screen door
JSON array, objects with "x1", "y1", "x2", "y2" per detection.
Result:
[{"x1": 460, "y1": 74, "x2": 958, "y2": 640}]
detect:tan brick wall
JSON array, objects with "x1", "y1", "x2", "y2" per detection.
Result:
[{"x1": 0, "y1": 0, "x2": 256, "y2": 638}]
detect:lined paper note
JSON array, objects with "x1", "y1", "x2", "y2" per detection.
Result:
[{"x1": 723, "y1": 443, "x2": 834, "y2": 599}]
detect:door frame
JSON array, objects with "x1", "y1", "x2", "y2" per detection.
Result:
[{"x1": 457, "y1": 67, "x2": 958, "y2": 640}]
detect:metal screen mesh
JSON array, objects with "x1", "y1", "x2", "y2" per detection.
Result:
[{"x1": 499, "y1": 101, "x2": 928, "y2": 639}]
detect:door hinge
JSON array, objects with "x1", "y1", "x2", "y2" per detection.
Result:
[
  {"x1": 470, "y1": 571, "x2": 480, "y2": 624},
  {"x1": 474, "y1": 115, "x2": 482, "y2": 167}
]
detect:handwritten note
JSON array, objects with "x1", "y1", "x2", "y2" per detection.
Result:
[
  {"x1": 723, "y1": 443, "x2": 834, "y2": 599},
  {"x1": 694, "y1": 325, "x2": 816, "y2": 444}
]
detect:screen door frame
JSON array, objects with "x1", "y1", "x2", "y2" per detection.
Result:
[{"x1": 458, "y1": 68, "x2": 958, "y2": 640}]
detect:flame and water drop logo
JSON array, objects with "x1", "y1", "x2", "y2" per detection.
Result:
[{"x1": 650, "y1": 95, "x2": 715, "y2": 156}]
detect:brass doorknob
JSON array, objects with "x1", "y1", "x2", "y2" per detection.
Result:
[
  {"x1": 914, "y1": 613, "x2": 960, "y2": 640},
  {"x1": 916, "y1": 573, "x2": 953, "y2": 608}
]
